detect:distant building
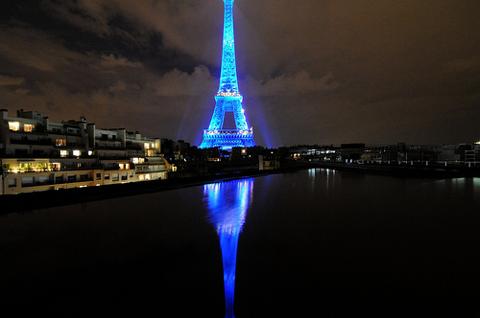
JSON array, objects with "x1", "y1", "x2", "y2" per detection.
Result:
[
  {"x1": 465, "y1": 143, "x2": 480, "y2": 163},
  {"x1": 339, "y1": 143, "x2": 365, "y2": 162},
  {"x1": 0, "y1": 109, "x2": 168, "y2": 195},
  {"x1": 288, "y1": 145, "x2": 337, "y2": 162},
  {"x1": 435, "y1": 144, "x2": 460, "y2": 162},
  {"x1": 283, "y1": 141, "x2": 480, "y2": 167},
  {"x1": 258, "y1": 155, "x2": 280, "y2": 171}
]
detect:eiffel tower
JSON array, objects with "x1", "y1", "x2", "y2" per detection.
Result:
[{"x1": 199, "y1": 0, "x2": 255, "y2": 150}]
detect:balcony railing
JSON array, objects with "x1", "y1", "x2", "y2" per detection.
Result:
[
  {"x1": 21, "y1": 177, "x2": 94, "y2": 188},
  {"x1": 10, "y1": 138, "x2": 53, "y2": 145}
]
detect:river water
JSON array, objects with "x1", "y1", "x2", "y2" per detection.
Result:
[{"x1": 1, "y1": 169, "x2": 480, "y2": 317}]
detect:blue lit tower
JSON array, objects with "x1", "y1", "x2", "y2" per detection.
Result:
[{"x1": 199, "y1": 0, "x2": 255, "y2": 149}]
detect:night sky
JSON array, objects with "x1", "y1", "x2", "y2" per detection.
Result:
[{"x1": 0, "y1": 0, "x2": 479, "y2": 146}]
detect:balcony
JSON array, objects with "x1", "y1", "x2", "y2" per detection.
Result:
[
  {"x1": 95, "y1": 141, "x2": 125, "y2": 150},
  {"x1": 21, "y1": 177, "x2": 94, "y2": 188},
  {"x1": 10, "y1": 137, "x2": 53, "y2": 146}
]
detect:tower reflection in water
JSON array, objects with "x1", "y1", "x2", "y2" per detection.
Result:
[{"x1": 204, "y1": 179, "x2": 254, "y2": 318}]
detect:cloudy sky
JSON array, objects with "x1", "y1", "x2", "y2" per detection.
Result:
[{"x1": 0, "y1": 0, "x2": 479, "y2": 146}]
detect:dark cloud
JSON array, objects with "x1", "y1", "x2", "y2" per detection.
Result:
[{"x1": 0, "y1": 0, "x2": 479, "y2": 146}]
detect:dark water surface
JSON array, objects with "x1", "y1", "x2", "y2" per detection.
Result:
[{"x1": 1, "y1": 169, "x2": 480, "y2": 317}]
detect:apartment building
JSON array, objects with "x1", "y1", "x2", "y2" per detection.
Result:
[{"x1": 0, "y1": 109, "x2": 168, "y2": 195}]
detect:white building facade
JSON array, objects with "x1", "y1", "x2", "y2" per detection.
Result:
[{"x1": 0, "y1": 109, "x2": 169, "y2": 195}]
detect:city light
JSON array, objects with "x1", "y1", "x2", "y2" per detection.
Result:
[
  {"x1": 56, "y1": 138, "x2": 67, "y2": 147},
  {"x1": 23, "y1": 124, "x2": 34, "y2": 133},
  {"x1": 8, "y1": 121, "x2": 20, "y2": 132},
  {"x1": 4, "y1": 160, "x2": 61, "y2": 173}
]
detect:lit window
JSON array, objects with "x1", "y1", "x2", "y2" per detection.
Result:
[
  {"x1": 132, "y1": 157, "x2": 145, "y2": 164},
  {"x1": 8, "y1": 121, "x2": 20, "y2": 131},
  {"x1": 119, "y1": 163, "x2": 125, "y2": 170},
  {"x1": 88, "y1": 150, "x2": 93, "y2": 156},
  {"x1": 73, "y1": 150, "x2": 81, "y2": 157},
  {"x1": 125, "y1": 163, "x2": 130, "y2": 170},
  {"x1": 144, "y1": 143, "x2": 150, "y2": 149},
  {"x1": 24, "y1": 124, "x2": 34, "y2": 132},
  {"x1": 476, "y1": 141, "x2": 480, "y2": 145},
  {"x1": 56, "y1": 139, "x2": 67, "y2": 147},
  {"x1": 60, "y1": 150, "x2": 68, "y2": 158}
]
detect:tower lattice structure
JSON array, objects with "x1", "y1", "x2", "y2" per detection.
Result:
[{"x1": 199, "y1": 0, "x2": 255, "y2": 150}]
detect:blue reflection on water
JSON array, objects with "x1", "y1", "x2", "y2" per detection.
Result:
[{"x1": 204, "y1": 179, "x2": 254, "y2": 318}]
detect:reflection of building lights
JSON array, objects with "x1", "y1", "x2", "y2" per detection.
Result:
[{"x1": 73, "y1": 150, "x2": 81, "y2": 157}]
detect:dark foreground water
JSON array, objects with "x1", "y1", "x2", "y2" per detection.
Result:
[{"x1": 1, "y1": 169, "x2": 480, "y2": 317}]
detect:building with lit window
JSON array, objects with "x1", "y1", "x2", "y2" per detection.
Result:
[{"x1": 0, "y1": 109, "x2": 168, "y2": 195}]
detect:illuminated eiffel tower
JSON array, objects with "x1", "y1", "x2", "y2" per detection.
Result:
[{"x1": 199, "y1": 0, "x2": 255, "y2": 150}]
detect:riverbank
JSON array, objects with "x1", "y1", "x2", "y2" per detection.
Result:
[
  {"x1": 0, "y1": 165, "x2": 309, "y2": 214},
  {"x1": 310, "y1": 161, "x2": 480, "y2": 178},
  {"x1": 2, "y1": 161, "x2": 479, "y2": 214}
]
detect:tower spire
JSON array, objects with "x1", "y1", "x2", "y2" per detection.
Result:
[{"x1": 218, "y1": 0, "x2": 239, "y2": 95}]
